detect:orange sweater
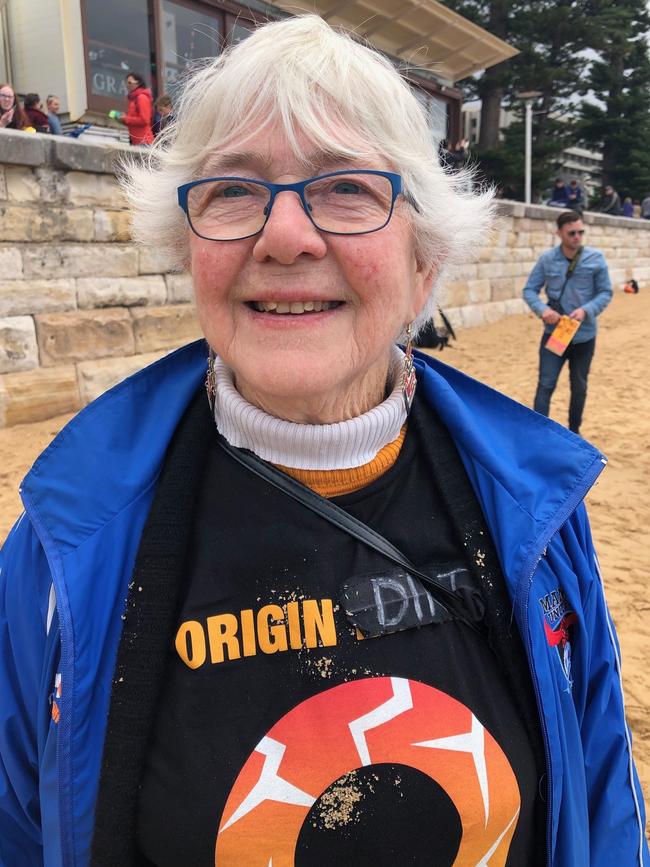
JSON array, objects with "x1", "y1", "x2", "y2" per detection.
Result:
[{"x1": 277, "y1": 424, "x2": 407, "y2": 497}]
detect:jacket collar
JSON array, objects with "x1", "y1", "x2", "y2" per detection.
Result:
[
  {"x1": 21, "y1": 342, "x2": 605, "y2": 578},
  {"x1": 127, "y1": 86, "x2": 151, "y2": 101}
]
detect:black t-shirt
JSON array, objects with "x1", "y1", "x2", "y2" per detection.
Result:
[{"x1": 137, "y1": 395, "x2": 540, "y2": 866}]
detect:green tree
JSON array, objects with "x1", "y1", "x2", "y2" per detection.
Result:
[
  {"x1": 439, "y1": 1, "x2": 517, "y2": 149},
  {"x1": 441, "y1": 1, "x2": 591, "y2": 198},
  {"x1": 578, "y1": 0, "x2": 650, "y2": 199},
  {"x1": 477, "y1": 116, "x2": 574, "y2": 201}
]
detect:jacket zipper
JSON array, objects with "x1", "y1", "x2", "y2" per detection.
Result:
[
  {"x1": 516, "y1": 454, "x2": 607, "y2": 867},
  {"x1": 521, "y1": 559, "x2": 554, "y2": 867},
  {"x1": 21, "y1": 488, "x2": 77, "y2": 867}
]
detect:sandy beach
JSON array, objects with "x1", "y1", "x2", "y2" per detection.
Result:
[{"x1": 1, "y1": 289, "x2": 649, "y2": 816}]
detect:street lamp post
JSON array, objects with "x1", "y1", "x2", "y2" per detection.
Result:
[{"x1": 516, "y1": 91, "x2": 542, "y2": 204}]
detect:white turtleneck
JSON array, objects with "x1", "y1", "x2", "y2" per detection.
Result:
[{"x1": 213, "y1": 345, "x2": 410, "y2": 471}]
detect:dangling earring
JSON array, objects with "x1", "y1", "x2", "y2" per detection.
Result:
[
  {"x1": 402, "y1": 322, "x2": 416, "y2": 415},
  {"x1": 206, "y1": 346, "x2": 216, "y2": 409}
]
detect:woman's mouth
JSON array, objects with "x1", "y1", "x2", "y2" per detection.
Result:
[{"x1": 248, "y1": 300, "x2": 344, "y2": 314}]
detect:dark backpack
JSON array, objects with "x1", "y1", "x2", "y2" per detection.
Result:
[{"x1": 413, "y1": 307, "x2": 457, "y2": 351}]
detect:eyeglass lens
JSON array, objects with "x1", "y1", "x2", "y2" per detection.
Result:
[
  {"x1": 567, "y1": 230, "x2": 585, "y2": 236},
  {"x1": 186, "y1": 173, "x2": 394, "y2": 240}
]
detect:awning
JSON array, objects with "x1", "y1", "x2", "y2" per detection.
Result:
[{"x1": 264, "y1": 0, "x2": 518, "y2": 83}]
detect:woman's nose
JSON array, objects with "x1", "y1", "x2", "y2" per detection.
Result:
[{"x1": 252, "y1": 191, "x2": 327, "y2": 264}]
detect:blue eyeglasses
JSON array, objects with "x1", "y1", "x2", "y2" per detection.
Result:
[{"x1": 177, "y1": 170, "x2": 405, "y2": 241}]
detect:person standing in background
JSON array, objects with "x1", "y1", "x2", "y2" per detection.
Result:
[
  {"x1": 523, "y1": 210, "x2": 612, "y2": 434},
  {"x1": 153, "y1": 93, "x2": 174, "y2": 137},
  {"x1": 118, "y1": 72, "x2": 154, "y2": 146},
  {"x1": 47, "y1": 95, "x2": 63, "y2": 135}
]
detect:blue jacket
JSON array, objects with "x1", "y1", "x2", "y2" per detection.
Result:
[
  {"x1": 547, "y1": 185, "x2": 571, "y2": 206},
  {"x1": 0, "y1": 341, "x2": 647, "y2": 867},
  {"x1": 523, "y1": 245, "x2": 613, "y2": 343}
]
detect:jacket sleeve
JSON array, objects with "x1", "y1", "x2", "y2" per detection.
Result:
[
  {"x1": 564, "y1": 505, "x2": 650, "y2": 865},
  {"x1": 0, "y1": 514, "x2": 52, "y2": 866},
  {"x1": 122, "y1": 111, "x2": 135, "y2": 129},
  {"x1": 581, "y1": 253, "x2": 613, "y2": 321},
  {"x1": 522, "y1": 255, "x2": 549, "y2": 317}
]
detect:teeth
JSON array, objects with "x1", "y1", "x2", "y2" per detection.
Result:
[{"x1": 252, "y1": 300, "x2": 339, "y2": 314}]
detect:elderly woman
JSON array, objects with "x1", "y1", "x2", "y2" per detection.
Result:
[{"x1": 0, "y1": 16, "x2": 647, "y2": 867}]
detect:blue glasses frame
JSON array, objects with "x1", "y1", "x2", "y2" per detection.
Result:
[{"x1": 177, "y1": 169, "x2": 404, "y2": 241}]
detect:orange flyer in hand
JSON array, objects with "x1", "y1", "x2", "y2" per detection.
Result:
[{"x1": 546, "y1": 316, "x2": 581, "y2": 356}]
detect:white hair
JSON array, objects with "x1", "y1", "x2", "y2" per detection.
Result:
[{"x1": 121, "y1": 14, "x2": 494, "y2": 332}]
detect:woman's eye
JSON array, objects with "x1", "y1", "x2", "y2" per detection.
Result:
[
  {"x1": 222, "y1": 185, "x2": 250, "y2": 198},
  {"x1": 332, "y1": 182, "x2": 362, "y2": 195}
]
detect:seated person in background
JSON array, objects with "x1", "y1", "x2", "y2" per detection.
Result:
[
  {"x1": 47, "y1": 95, "x2": 63, "y2": 135},
  {"x1": 598, "y1": 184, "x2": 622, "y2": 215},
  {"x1": 566, "y1": 178, "x2": 584, "y2": 213},
  {"x1": 547, "y1": 177, "x2": 570, "y2": 207},
  {"x1": 622, "y1": 196, "x2": 634, "y2": 218},
  {"x1": 23, "y1": 93, "x2": 50, "y2": 132},
  {"x1": 153, "y1": 93, "x2": 174, "y2": 136},
  {"x1": 0, "y1": 83, "x2": 31, "y2": 130}
]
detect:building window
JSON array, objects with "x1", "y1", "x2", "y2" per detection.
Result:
[
  {"x1": 83, "y1": 0, "x2": 152, "y2": 109},
  {"x1": 226, "y1": 14, "x2": 255, "y2": 45},
  {"x1": 160, "y1": 0, "x2": 223, "y2": 94},
  {"x1": 82, "y1": 0, "x2": 261, "y2": 113},
  {"x1": 412, "y1": 86, "x2": 449, "y2": 143}
]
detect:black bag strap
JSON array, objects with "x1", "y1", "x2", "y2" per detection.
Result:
[
  {"x1": 556, "y1": 245, "x2": 583, "y2": 306},
  {"x1": 215, "y1": 432, "x2": 480, "y2": 632}
]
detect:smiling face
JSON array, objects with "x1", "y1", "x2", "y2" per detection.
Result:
[
  {"x1": 189, "y1": 125, "x2": 433, "y2": 422},
  {"x1": 0, "y1": 86, "x2": 14, "y2": 111}
]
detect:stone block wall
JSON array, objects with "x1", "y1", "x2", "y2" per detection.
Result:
[
  {"x1": 0, "y1": 131, "x2": 202, "y2": 427},
  {"x1": 1, "y1": 129, "x2": 649, "y2": 426}
]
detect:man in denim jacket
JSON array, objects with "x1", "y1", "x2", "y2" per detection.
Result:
[{"x1": 523, "y1": 210, "x2": 613, "y2": 434}]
